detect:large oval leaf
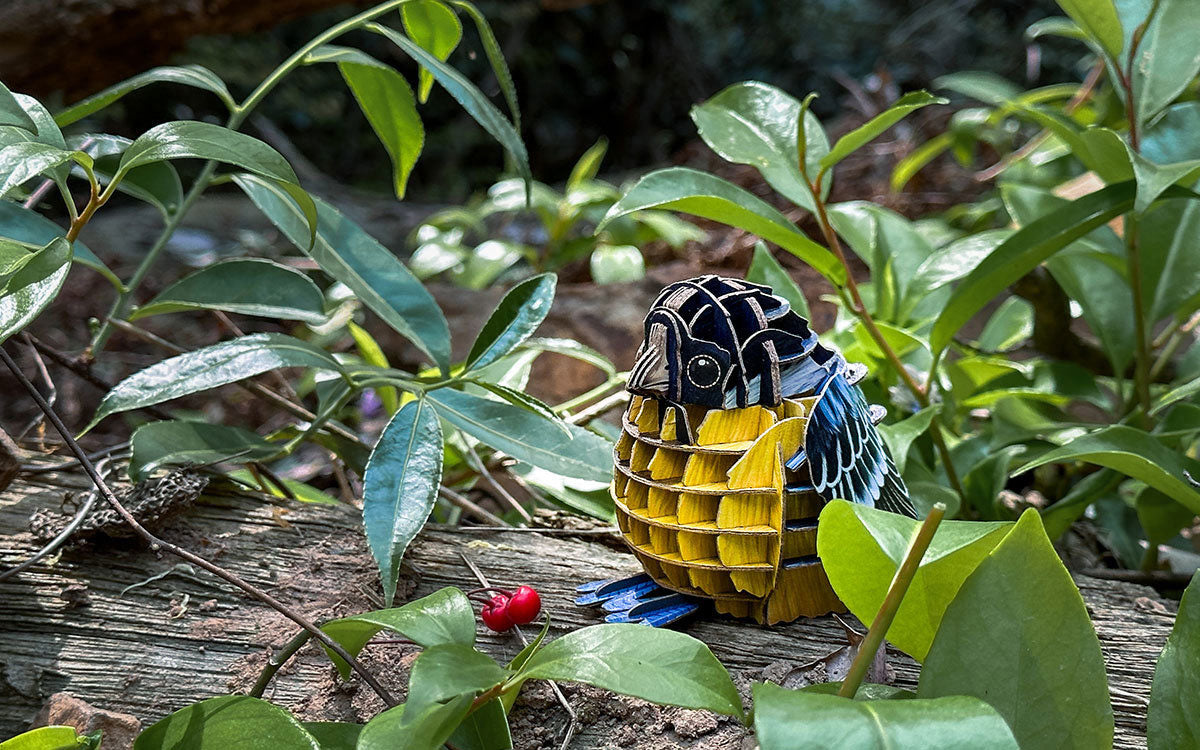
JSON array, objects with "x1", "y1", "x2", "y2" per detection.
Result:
[
  {"x1": 0, "y1": 81, "x2": 36, "y2": 132},
  {"x1": 1148, "y1": 570, "x2": 1200, "y2": 748},
  {"x1": 55, "y1": 65, "x2": 235, "y2": 126},
  {"x1": 362, "y1": 398, "x2": 443, "y2": 604},
  {"x1": 690, "y1": 80, "x2": 829, "y2": 212},
  {"x1": 87, "y1": 332, "x2": 342, "y2": 431},
  {"x1": 131, "y1": 258, "x2": 326, "y2": 324},
  {"x1": 1013, "y1": 425, "x2": 1200, "y2": 514},
  {"x1": 321, "y1": 587, "x2": 474, "y2": 679},
  {"x1": 115, "y1": 121, "x2": 297, "y2": 185},
  {"x1": 427, "y1": 387, "x2": 612, "y2": 482},
  {"x1": 368, "y1": 23, "x2": 530, "y2": 189},
  {"x1": 402, "y1": 0, "x2": 464, "y2": 103},
  {"x1": 404, "y1": 644, "x2": 508, "y2": 718},
  {"x1": 134, "y1": 695, "x2": 319, "y2": 750},
  {"x1": 0, "y1": 237, "x2": 70, "y2": 346},
  {"x1": 1129, "y1": 0, "x2": 1200, "y2": 125},
  {"x1": 0, "y1": 142, "x2": 89, "y2": 198},
  {"x1": 919, "y1": 510, "x2": 1113, "y2": 750},
  {"x1": 519, "y1": 624, "x2": 743, "y2": 719},
  {"x1": 235, "y1": 174, "x2": 451, "y2": 374},
  {"x1": 930, "y1": 182, "x2": 1135, "y2": 356},
  {"x1": 817, "y1": 499, "x2": 1011, "y2": 661},
  {"x1": 600, "y1": 167, "x2": 844, "y2": 284},
  {"x1": 129, "y1": 420, "x2": 279, "y2": 482},
  {"x1": 753, "y1": 683, "x2": 1018, "y2": 750},
  {"x1": 465, "y1": 273, "x2": 555, "y2": 371}
]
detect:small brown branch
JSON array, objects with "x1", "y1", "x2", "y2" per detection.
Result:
[
  {"x1": 439, "y1": 486, "x2": 507, "y2": 526},
  {"x1": 464, "y1": 443, "x2": 532, "y2": 524},
  {"x1": 0, "y1": 344, "x2": 398, "y2": 707}
]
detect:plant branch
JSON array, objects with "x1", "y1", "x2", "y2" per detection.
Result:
[
  {"x1": 838, "y1": 502, "x2": 946, "y2": 698},
  {"x1": 0, "y1": 344, "x2": 397, "y2": 706},
  {"x1": 1125, "y1": 217, "x2": 1153, "y2": 428}
]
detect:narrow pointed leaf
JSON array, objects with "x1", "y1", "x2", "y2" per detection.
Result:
[
  {"x1": 445, "y1": 0, "x2": 521, "y2": 128},
  {"x1": 362, "y1": 398, "x2": 443, "y2": 604},
  {"x1": 1055, "y1": 0, "x2": 1125, "y2": 60},
  {"x1": 88, "y1": 333, "x2": 342, "y2": 431},
  {"x1": 131, "y1": 258, "x2": 326, "y2": 323},
  {"x1": 1013, "y1": 425, "x2": 1200, "y2": 513},
  {"x1": 369, "y1": 23, "x2": 529, "y2": 188},
  {"x1": 819, "y1": 91, "x2": 946, "y2": 170},
  {"x1": 600, "y1": 167, "x2": 844, "y2": 283},
  {"x1": 235, "y1": 174, "x2": 451, "y2": 373},
  {"x1": 427, "y1": 387, "x2": 611, "y2": 482},
  {"x1": 402, "y1": 0, "x2": 464, "y2": 102},
  {"x1": 116, "y1": 120, "x2": 297, "y2": 184},
  {"x1": 0, "y1": 81, "x2": 37, "y2": 132},
  {"x1": 55, "y1": 66, "x2": 235, "y2": 126},
  {"x1": 919, "y1": 510, "x2": 1114, "y2": 750},
  {"x1": 0, "y1": 142, "x2": 89, "y2": 198},
  {"x1": 1130, "y1": 0, "x2": 1200, "y2": 124},
  {"x1": 465, "y1": 273, "x2": 555, "y2": 371}
]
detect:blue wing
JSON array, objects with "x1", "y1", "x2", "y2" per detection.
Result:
[
  {"x1": 791, "y1": 372, "x2": 914, "y2": 516},
  {"x1": 576, "y1": 575, "x2": 701, "y2": 626}
]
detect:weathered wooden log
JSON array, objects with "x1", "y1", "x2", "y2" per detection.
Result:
[{"x1": 0, "y1": 471, "x2": 1176, "y2": 748}]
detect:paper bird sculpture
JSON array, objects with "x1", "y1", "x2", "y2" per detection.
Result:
[{"x1": 578, "y1": 275, "x2": 915, "y2": 626}]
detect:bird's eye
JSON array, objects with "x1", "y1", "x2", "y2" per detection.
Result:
[{"x1": 686, "y1": 355, "x2": 721, "y2": 388}]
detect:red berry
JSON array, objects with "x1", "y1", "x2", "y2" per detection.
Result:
[
  {"x1": 481, "y1": 594, "x2": 514, "y2": 632},
  {"x1": 506, "y1": 585, "x2": 541, "y2": 625}
]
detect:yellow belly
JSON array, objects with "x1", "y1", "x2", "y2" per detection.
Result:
[{"x1": 612, "y1": 394, "x2": 845, "y2": 625}]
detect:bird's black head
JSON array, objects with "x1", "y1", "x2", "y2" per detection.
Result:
[{"x1": 628, "y1": 275, "x2": 825, "y2": 410}]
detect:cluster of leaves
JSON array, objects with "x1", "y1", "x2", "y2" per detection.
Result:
[
  {"x1": 408, "y1": 138, "x2": 703, "y2": 289},
  {"x1": 11, "y1": 503, "x2": 1194, "y2": 748},
  {"x1": 0, "y1": 0, "x2": 622, "y2": 608},
  {"x1": 604, "y1": 0, "x2": 1200, "y2": 561}
]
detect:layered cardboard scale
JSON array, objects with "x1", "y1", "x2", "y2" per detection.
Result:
[{"x1": 612, "y1": 394, "x2": 845, "y2": 625}]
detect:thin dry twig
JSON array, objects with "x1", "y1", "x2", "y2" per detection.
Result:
[
  {"x1": 0, "y1": 345, "x2": 398, "y2": 707},
  {"x1": 464, "y1": 443, "x2": 532, "y2": 523},
  {"x1": 459, "y1": 552, "x2": 578, "y2": 750},
  {"x1": 439, "y1": 485, "x2": 507, "y2": 526}
]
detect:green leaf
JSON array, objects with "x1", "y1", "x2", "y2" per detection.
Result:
[
  {"x1": 0, "y1": 201, "x2": 117, "y2": 289},
  {"x1": 404, "y1": 644, "x2": 508, "y2": 718},
  {"x1": 368, "y1": 22, "x2": 530, "y2": 189},
  {"x1": 753, "y1": 683, "x2": 1019, "y2": 750},
  {"x1": 817, "y1": 499, "x2": 1011, "y2": 661},
  {"x1": 510, "y1": 463, "x2": 614, "y2": 522},
  {"x1": 934, "y1": 71, "x2": 1023, "y2": 105},
  {"x1": 362, "y1": 398, "x2": 443, "y2": 604},
  {"x1": 975, "y1": 297, "x2": 1032, "y2": 352},
  {"x1": 567, "y1": 138, "x2": 607, "y2": 192},
  {"x1": 115, "y1": 121, "x2": 297, "y2": 185},
  {"x1": 72, "y1": 133, "x2": 184, "y2": 217},
  {"x1": 234, "y1": 174, "x2": 451, "y2": 373},
  {"x1": 919, "y1": 510, "x2": 1114, "y2": 750},
  {"x1": 519, "y1": 623, "x2": 743, "y2": 719},
  {"x1": 133, "y1": 695, "x2": 320, "y2": 750},
  {"x1": 321, "y1": 587, "x2": 475, "y2": 679},
  {"x1": 827, "y1": 202, "x2": 933, "y2": 320},
  {"x1": 357, "y1": 694, "x2": 473, "y2": 750},
  {"x1": 1136, "y1": 488, "x2": 1196, "y2": 546},
  {"x1": 1025, "y1": 16, "x2": 1089, "y2": 42},
  {"x1": 0, "y1": 142, "x2": 89, "y2": 198},
  {"x1": 444, "y1": 0, "x2": 520, "y2": 128},
  {"x1": 131, "y1": 258, "x2": 326, "y2": 323},
  {"x1": 690, "y1": 81, "x2": 829, "y2": 212},
  {"x1": 0, "y1": 237, "x2": 70, "y2": 346},
  {"x1": 466, "y1": 380, "x2": 568, "y2": 434},
  {"x1": 87, "y1": 333, "x2": 343, "y2": 431},
  {"x1": 229, "y1": 469, "x2": 340, "y2": 505},
  {"x1": 1129, "y1": 0, "x2": 1200, "y2": 125},
  {"x1": 129, "y1": 420, "x2": 278, "y2": 482},
  {"x1": 931, "y1": 181, "x2": 1135, "y2": 356},
  {"x1": 348, "y1": 321, "x2": 398, "y2": 415},
  {"x1": 1055, "y1": 0, "x2": 1125, "y2": 60},
  {"x1": 401, "y1": 0, "x2": 464, "y2": 103},
  {"x1": 1014, "y1": 425, "x2": 1200, "y2": 513},
  {"x1": 746, "y1": 241, "x2": 810, "y2": 319},
  {"x1": 0, "y1": 726, "x2": 84, "y2": 750},
  {"x1": 427, "y1": 387, "x2": 612, "y2": 482},
  {"x1": 601, "y1": 167, "x2": 844, "y2": 284},
  {"x1": 55, "y1": 66, "x2": 235, "y2": 126},
  {"x1": 589, "y1": 244, "x2": 645, "y2": 284},
  {"x1": 466, "y1": 273, "x2": 555, "y2": 371},
  {"x1": 0, "y1": 81, "x2": 37, "y2": 132},
  {"x1": 308, "y1": 47, "x2": 424, "y2": 199},
  {"x1": 1142, "y1": 199, "x2": 1200, "y2": 323},
  {"x1": 300, "y1": 722, "x2": 360, "y2": 750},
  {"x1": 877, "y1": 405, "x2": 939, "y2": 475},
  {"x1": 1143, "y1": 102, "x2": 1200, "y2": 164},
  {"x1": 1148, "y1": 570, "x2": 1200, "y2": 748},
  {"x1": 447, "y1": 699, "x2": 511, "y2": 750},
  {"x1": 819, "y1": 91, "x2": 946, "y2": 171},
  {"x1": 1154, "y1": 374, "x2": 1200, "y2": 414}
]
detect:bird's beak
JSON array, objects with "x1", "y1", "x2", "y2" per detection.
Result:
[{"x1": 628, "y1": 325, "x2": 670, "y2": 397}]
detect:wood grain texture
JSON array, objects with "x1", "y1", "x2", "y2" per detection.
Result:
[{"x1": 0, "y1": 471, "x2": 1176, "y2": 748}]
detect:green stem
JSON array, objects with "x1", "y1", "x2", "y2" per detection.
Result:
[
  {"x1": 838, "y1": 502, "x2": 946, "y2": 699},
  {"x1": 1125, "y1": 216, "x2": 1153, "y2": 428},
  {"x1": 250, "y1": 629, "x2": 314, "y2": 698},
  {"x1": 88, "y1": 0, "x2": 415, "y2": 356}
]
